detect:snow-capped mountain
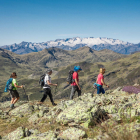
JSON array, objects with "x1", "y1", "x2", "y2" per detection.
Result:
[{"x1": 0, "y1": 37, "x2": 139, "y2": 54}]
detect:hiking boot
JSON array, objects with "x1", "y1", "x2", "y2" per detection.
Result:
[
  {"x1": 37, "y1": 102, "x2": 43, "y2": 105},
  {"x1": 10, "y1": 104, "x2": 14, "y2": 109},
  {"x1": 52, "y1": 102, "x2": 57, "y2": 106}
]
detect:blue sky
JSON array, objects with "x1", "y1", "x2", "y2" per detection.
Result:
[{"x1": 0, "y1": 0, "x2": 140, "y2": 45}]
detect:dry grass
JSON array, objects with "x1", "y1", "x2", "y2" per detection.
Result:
[{"x1": 0, "y1": 116, "x2": 29, "y2": 137}]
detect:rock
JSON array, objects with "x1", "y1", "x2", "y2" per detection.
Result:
[
  {"x1": 33, "y1": 105, "x2": 39, "y2": 111},
  {"x1": 23, "y1": 131, "x2": 57, "y2": 140},
  {"x1": 0, "y1": 110, "x2": 3, "y2": 115},
  {"x1": 17, "y1": 114, "x2": 24, "y2": 118},
  {"x1": 68, "y1": 122, "x2": 80, "y2": 127},
  {"x1": 29, "y1": 129, "x2": 40, "y2": 135},
  {"x1": 9, "y1": 103, "x2": 34, "y2": 116},
  {"x1": 54, "y1": 108, "x2": 62, "y2": 116},
  {"x1": 133, "y1": 83, "x2": 139, "y2": 86},
  {"x1": 28, "y1": 113, "x2": 39, "y2": 123},
  {"x1": 36, "y1": 131, "x2": 57, "y2": 139},
  {"x1": 58, "y1": 128, "x2": 85, "y2": 140},
  {"x1": 80, "y1": 120, "x2": 91, "y2": 129},
  {"x1": 3, "y1": 127, "x2": 25, "y2": 140},
  {"x1": 113, "y1": 87, "x2": 122, "y2": 93},
  {"x1": 108, "y1": 113, "x2": 121, "y2": 121},
  {"x1": 39, "y1": 110, "x2": 44, "y2": 117},
  {"x1": 22, "y1": 137, "x2": 40, "y2": 140},
  {"x1": 25, "y1": 128, "x2": 31, "y2": 137},
  {"x1": 56, "y1": 101, "x2": 93, "y2": 125},
  {"x1": 93, "y1": 133, "x2": 110, "y2": 140},
  {"x1": 11, "y1": 118, "x2": 17, "y2": 123},
  {"x1": 45, "y1": 115, "x2": 52, "y2": 120},
  {"x1": 0, "y1": 101, "x2": 11, "y2": 109},
  {"x1": 101, "y1": 105, "x2": 118, "y2": 114}
]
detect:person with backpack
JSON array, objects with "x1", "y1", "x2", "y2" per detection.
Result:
[
  {"x1": 70, "y1": 66, "x2": 82, "y2": 100},
  {"x1": 38, "y1": 69, "x2": 57, "y2": 106},
  {"x1": 96, "y1": 68, "x2": 109, "y2": 94},
  {"x1": 9, "y1": 72, "x2": 23, "y2": 109}
]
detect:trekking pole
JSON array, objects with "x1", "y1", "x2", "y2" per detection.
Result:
[
  {"x1": 64, "y1": 84, "x2": 70, "y2": 89},
  {"x1": 23, "y1": 86, "x2": 29, "y2": 102},
  {"x1": 54, "y1": 82, "x2": 58, "y2": 94}
]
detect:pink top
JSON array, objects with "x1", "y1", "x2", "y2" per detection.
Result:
[
  {"x1": 71, "y1": 72, "x2": 79, "y2": 86},
  {"x1": 97, "y1": 73, "x2": 104, "y2": 85}
]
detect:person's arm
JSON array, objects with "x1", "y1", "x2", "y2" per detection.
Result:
[
  {"x1": 14, "y1": 83, "x2": 23, "y2": 88},
  {"x1": 96, "y1": 77, "x2": 98, "y2": 83},
  {"x1": 47, "y1": 80, "x2": 57, "y2": 86},
  {"x1": 101, "y1": 79, "x2": 109, "y2": 88},
  {"x1": 75, "y1": 78, "x2": 81, "y2": 90}
]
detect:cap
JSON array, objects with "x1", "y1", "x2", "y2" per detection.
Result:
[
  {"x1": 74, "y1": 66, "x2": 82, "y2": 72},
  {"x1": 46, "y1": 69, "x2": 52, "y2": 73}
]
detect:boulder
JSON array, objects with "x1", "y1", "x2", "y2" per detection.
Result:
[
  {"x1": 28, "y1": 113, "x2": 39, "y2": 123},
  {"x1": 58, "y1": 128, "x2": 85, "y2": 140},
  {"x1": 2, "y1": 127, "x2": 26, "y2": 140},
  {"x1": 113, "y1": 87, "x2": 122, "y2": 94},
  {"x1": 9, "y1": 103, "x2": 34, "y2": 116},
  {"x1": 56, "y1": 100, "x2": 94, "y2": 125},
  {"x1": 23, "y1": 131, "x2": 57, "y2": 140}
]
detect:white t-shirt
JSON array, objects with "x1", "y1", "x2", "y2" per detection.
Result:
[{"x1": 43, "y1": 74, "x2": 51, "y2": 89}]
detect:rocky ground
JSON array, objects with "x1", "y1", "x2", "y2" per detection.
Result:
[{"x1": 0, "y1": 87, "x2": 140, "y2": 140}]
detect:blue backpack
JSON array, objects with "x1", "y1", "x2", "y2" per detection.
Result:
[{"x1": 4, "y1": 78, "x2": 13, "y2": 92}]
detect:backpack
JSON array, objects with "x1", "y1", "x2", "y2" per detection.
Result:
[
  {"x1": 66, "y1": 70, "x2": 75, "y2": 84},
  {"x1": 4, "y1": 78, "x2": 13, "y2": 92},
  {"x1": 39, "y1": 74, "x2": 46, "y2": 88}
]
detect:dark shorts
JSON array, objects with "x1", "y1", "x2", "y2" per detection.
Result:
[
  {"x1": 9, "y1": 90, "x2": 19, "y2": 98},
  {"x1": 97, "y1": 85, "x2": 105, "y2": 94}
]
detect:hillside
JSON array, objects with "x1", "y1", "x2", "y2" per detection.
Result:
[
  {"x1": 51, "y1": 51, "x2": 140, "y2": 99},
  {"x1": 0, "y1": 47, "x2": 140, "y2": 101}
]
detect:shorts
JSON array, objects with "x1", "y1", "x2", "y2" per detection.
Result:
[
  {"x1": 97, "y1": 85, "x2": 105, "y2": 94},
  {"x1": 9, "y1": 90, "x2": 19, "y2": 98}
]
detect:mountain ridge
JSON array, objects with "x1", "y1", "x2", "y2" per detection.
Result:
[{"x1": 1, "y1": 37, "x2": 139, "y2": 54}]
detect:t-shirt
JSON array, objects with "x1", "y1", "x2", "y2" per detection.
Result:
[
  {"x1": 12, "y1": 79, "x2": 18, "y2": 90},
  {"x1": 71, "y1": 72, "x2": 79, "y2": 86},
  {"x1": 97, "y1": 73, "x2": 104, "y2": 86},
  {"x1": 43, "y1": 74, "x2": 51, "y2": 89}
]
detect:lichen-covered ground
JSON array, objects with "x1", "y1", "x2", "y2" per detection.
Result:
[{"x1": 1, "y1": 87, "x2": 140, "y2": 140}]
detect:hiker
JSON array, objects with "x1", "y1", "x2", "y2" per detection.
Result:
[
  {"x1": 70, "y1": 66, "x2": 82, "y2": 100},
  {"x1": 38, "y1": 69, "x2": 57, "y2": 106},
  {"x1": 96, "y1": 68, "x2": 109, "y2": 94},
  {"x1": 9, "y1": 72, "x2": 23, "y2": 108}
]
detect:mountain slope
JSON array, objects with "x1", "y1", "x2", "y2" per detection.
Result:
[
  {"x1": 18, "y1": 46, "x2": 125, "y2": 67},
  {"x1": 1, "y1": 47, "x2": 140, "y2": 101},
  {"x1": 0, "y1": 47, "x2": 125, "y2": 101},
  {"x1": 51, "y1": 51, "x2": 140, "y2": 99},
  {"x1": 1, "y1": 37, "x2": 139, "y2": 54}
]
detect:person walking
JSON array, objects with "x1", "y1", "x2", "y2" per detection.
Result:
[
  {"x1": 96, "y1": 68, "x2": 109, "y2": 94},
  {"x1": 38, "y1": 69, "x2": 57, "y2": 106},
  {"x1": 70, "y1": 66, "x2": 82, "y2": 100},
  {"x1": 10, "y1": 72, "x2": 23, "y2": 109}
]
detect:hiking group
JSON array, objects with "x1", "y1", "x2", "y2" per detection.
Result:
[{"x1": 4, "y1": 67, "x2": 109, "y2": 109}]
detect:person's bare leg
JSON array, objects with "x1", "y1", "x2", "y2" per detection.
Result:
[
  {"x1": 13, "y1": 97, "x2": 20, "y2": 104},
  {"x1": 11, "y1": 98, "x2": 15, "y2": 104}
]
